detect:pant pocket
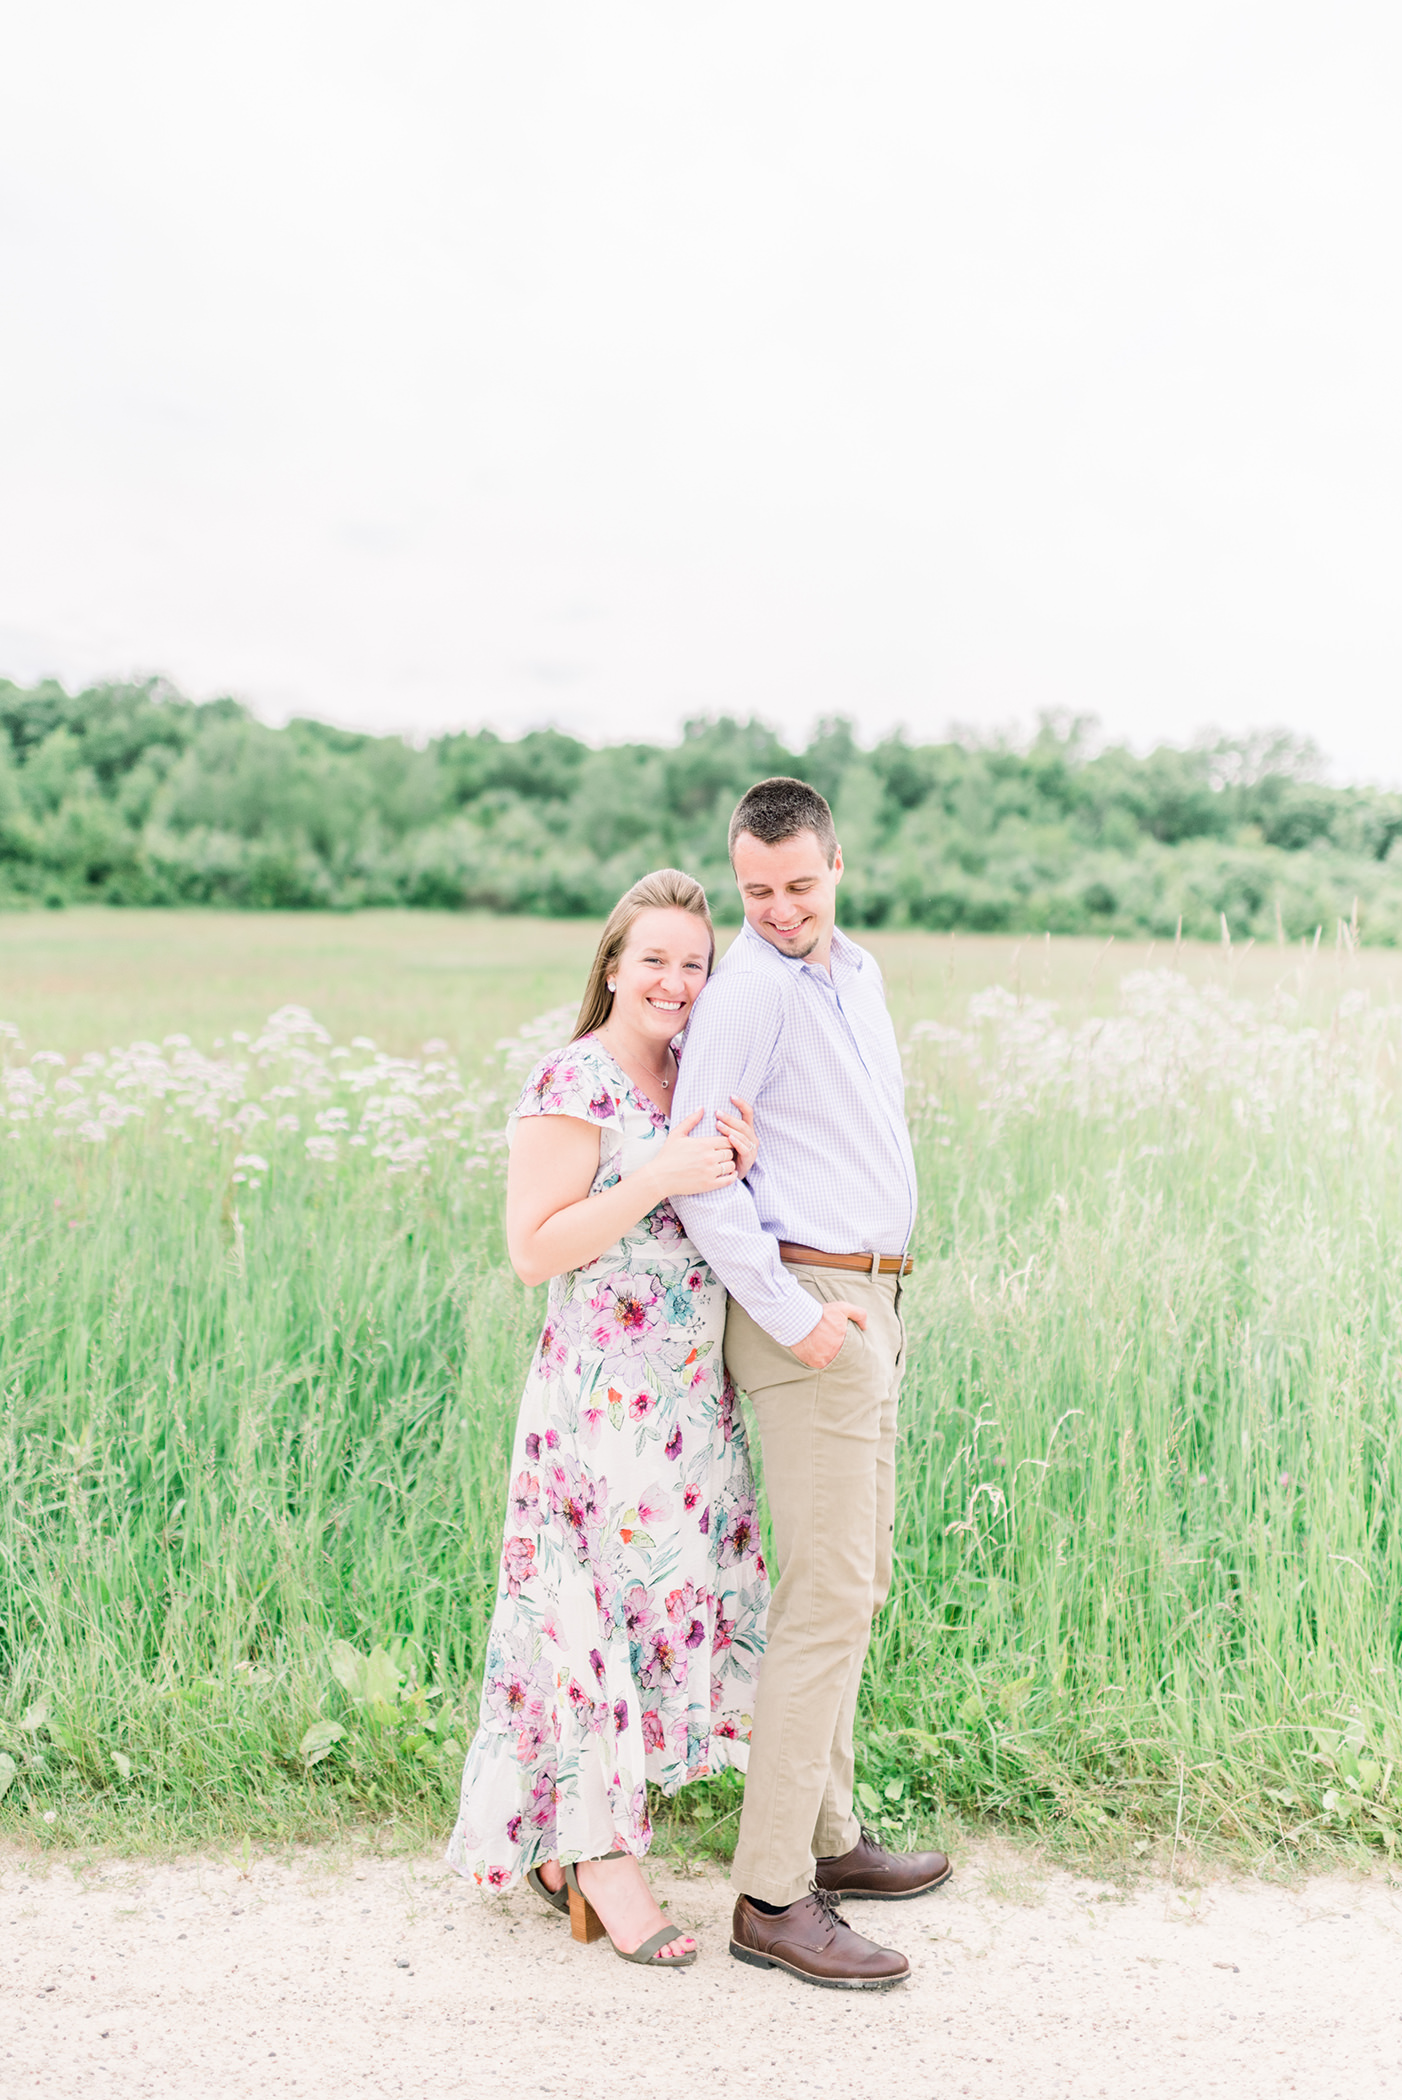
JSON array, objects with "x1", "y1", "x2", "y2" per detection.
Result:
[{"x1": 822, "y1": 1317, "x2": 865, "y2": 1373}]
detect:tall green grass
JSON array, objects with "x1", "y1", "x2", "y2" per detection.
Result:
[
  {"x1": 0, "y1": 1106, "x2": 531, "y2": 1845},
  {"x1": 869, "y1": 975, "x2": 1402, "y2": 1867},
  {"x1": 3, "y1": 965, "x2": 1402, "y2": 1868}
]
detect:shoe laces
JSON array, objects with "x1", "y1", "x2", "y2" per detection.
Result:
[
  {"x1": 810, "y1": 1884, "x2": 847, "y2": 1934},
  {"x1": 858, "y1": 1823, "x2": 889, "y2": 1856}
]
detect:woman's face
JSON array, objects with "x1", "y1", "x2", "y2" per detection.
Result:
[{"x1": 611, "y1": 907, "x2": 710, "y2": 1047}]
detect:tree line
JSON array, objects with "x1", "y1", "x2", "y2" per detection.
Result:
[{"x1": 3, "y1": 675, "x2": 1401, "y2": 939}]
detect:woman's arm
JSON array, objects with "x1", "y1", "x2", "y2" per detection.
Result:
[{"x1": 506, "y1": 1110, "x2": 741, "y2": 1288}]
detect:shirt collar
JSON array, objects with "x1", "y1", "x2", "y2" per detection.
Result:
[{"x1": 738, "y1": 917, "x2": 863, "y2": 982}]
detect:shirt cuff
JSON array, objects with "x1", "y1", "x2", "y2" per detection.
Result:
[{"x1": 763, "y1": 1279, "x2": 826, "y2": 1349}]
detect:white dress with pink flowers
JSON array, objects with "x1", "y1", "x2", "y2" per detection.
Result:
[{"x1": 446, "y1": 1035, "x2": 769, "y2": 1888}]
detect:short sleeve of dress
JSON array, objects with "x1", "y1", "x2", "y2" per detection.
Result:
[{"x1": 506, "y1": 1042, "x2": 623, "y2": 1172}]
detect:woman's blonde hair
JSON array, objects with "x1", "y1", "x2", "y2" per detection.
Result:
[{"x1": 573, "y1": 869, "x2": 715, "y2": 1040}]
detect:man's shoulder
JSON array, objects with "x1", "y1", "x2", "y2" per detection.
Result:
[
  {"x1": 696, "y1": 935, "x2": 786, "y2": 1013},
  {"x1": 709, "y1": 927, "x2": 787, "y2": 991},
  {"x1": 714, "y1": 923, "x2": 770, "y2": 971},
  {"x1": 682, "y1": 933, "x2": 787, "y2": 1049},
  {"x1": 833, "y1": 928, "x2": 885, "y2": 988}
]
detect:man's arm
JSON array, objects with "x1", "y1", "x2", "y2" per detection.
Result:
[{"x1": 670, "y1": 970, "x2": 822, "y2": 1348}]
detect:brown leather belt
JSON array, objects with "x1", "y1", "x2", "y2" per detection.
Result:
[{"x1": 778, "y1": 1241, "x2": 914, "y2": 1278}]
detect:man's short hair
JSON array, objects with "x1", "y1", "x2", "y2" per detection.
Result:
[{"x1": 728, "y1": 776, "x2": 838, "y2": 866}]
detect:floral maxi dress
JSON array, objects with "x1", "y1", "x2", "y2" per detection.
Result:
[{"x1": 447, "y1": 1036, "x2": 770, "y2": 1888}]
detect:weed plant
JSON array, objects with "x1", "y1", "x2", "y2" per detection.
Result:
[{"x1": 3, "y1": 960, "x2": 1402, "y2": 1873}]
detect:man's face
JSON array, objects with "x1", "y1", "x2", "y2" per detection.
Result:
[{"x1": 731, "y1": 828, "x2": 843, "y2": 963}]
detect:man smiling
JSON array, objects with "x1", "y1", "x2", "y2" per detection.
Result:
[{"x1": 671, "y1": 776, "x2": 949, "y2": 1992}]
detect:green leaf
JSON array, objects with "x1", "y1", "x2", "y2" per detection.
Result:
[
  {"x1": 1359, "y1": 1761, "x2": 1383, "y2": 1795},
  {"x1": 0, "y1": 1752, "x2": 16, "y2": 1800},
  {"x1": 883, "y1": 1777, "x2": 905, "y2": 1803},
  {"x1": 328, "y1": 1641, "x2": 367, "y2": 1699},
  {"x1": 111, "y1": 1752, "x2": 132, "y2": 1782},
  {"x1": 997, "y1": 1673, "x2": 1035, "y2": 1717},
  {"x1": 856, "y1": 1781, "x2": 882, "y2": 1814},
  {"x1": 20, "y1": 1701, "x2": 48, "y2": 1734},
  {"x1": 299, "y1": 1720, "x2": 346, "y2": 1766},
  {"x1": 363, "y1": 1646, "x2": 402, "y2": 1710},
  {"x1": 899, "y1": 1729, "x2": 953, "y2": 1755},
  {"x1": 958, "y1": 1690, "x2": 983, "y2": 1725}
]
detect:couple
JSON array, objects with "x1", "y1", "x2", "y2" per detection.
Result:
[{"x1": 447, "y1": 776, "x2": 949, "y2": 1988}]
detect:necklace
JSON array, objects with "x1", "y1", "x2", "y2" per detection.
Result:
[{"x1": 599, "y1": 1029, "x2": 672, "y2": 1092}]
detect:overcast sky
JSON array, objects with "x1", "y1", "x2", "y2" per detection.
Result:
[{"x1": 2, "y1": 3, "x2": 1398, "y2": 777}]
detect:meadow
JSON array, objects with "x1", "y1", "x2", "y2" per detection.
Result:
[{"x1": 4, "y1": 909, "x2": 1402, "y2": 1873}]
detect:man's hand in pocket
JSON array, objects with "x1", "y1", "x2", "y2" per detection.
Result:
[{"x1": 789, "y1": 1301, "x2": 868, "y2": 1370}]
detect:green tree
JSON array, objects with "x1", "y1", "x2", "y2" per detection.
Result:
[{"x1": 3, "y1": 676, "x2": 1401, "y2": 941}]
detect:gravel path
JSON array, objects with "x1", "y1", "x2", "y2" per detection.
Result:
[{"x1": 4, "y1": 1839, "x2": 1401, "y2": 2097}]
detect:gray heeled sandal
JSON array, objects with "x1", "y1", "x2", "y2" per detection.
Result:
[
  {"x1": 527, "y1": 1865, "x2": 570, "y2": 1917},
  {"x1": 564, "y1": 1852, "x2": 698, "y2": 1968}
]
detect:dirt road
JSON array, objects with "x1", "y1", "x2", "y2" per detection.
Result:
[{"x1": 4, "y1": 1839, "x2": 1400, "y2": 2097}]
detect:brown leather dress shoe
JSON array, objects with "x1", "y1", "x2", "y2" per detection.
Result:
[
  {"x1": 814, "y1": 1826, "x2": 952, "y2": 1900},
  {"x1": 729, "y1": 1890, "x2": 910, "y2": 1990}
]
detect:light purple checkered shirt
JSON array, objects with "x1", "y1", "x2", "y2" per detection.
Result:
[{"x1": 671, "y1": 919, "x2": 918, "y2": 1347}]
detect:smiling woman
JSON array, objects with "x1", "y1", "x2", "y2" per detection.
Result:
[{"x1": 446, "y1": 867, "x2": 769, "y2": 1970}]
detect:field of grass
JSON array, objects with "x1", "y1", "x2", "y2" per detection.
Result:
[{"x1": 4, "y1": 909, "x2": 1402, "y2": 1872}]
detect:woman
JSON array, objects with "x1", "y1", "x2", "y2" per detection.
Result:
[{"x1": 447, "y1": 869, "x2": 769, "y2": 1968}]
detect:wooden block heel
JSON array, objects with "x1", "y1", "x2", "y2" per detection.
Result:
[{"x1": 568, "y1": 1880, "x2": 607, "y2": 1943}]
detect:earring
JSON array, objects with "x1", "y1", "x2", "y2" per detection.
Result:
[{"x1": 607, "y1": 980, "x2": 616, "y2": 993}]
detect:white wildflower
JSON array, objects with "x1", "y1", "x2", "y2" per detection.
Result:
[
  {"x1": 0, "y1": 1000, "x2": 537, "y2": 1187},
  {"x1": 915, "y1": 968, "x2": 1402, "y2": 1137},
  {"x1": 495, "y1": 1004, "x2": 577, "y2": 1074}
]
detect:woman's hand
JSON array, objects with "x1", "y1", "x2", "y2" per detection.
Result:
[
  {"x1": 716, "y1": 1095, "x2": 757, "y2": 1179},
  {"x1": 653, "y1": 1108, "x2": 741, "y2": 1197}
]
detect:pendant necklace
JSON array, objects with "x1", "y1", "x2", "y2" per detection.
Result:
[{"x1": 601, "y1": 1028, "x2": 671, "y2": 1092}]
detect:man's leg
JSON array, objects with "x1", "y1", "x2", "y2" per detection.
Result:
[
  {"x1": 811, "y1": 1305, "x2": 901, "y2": 1856},
  {"x1": 725, "y1": 1268, "x2": 895, "y2": 1907},
  {"x1": 809, "y1": 1277, "x2": 952, "y2": 1905}
]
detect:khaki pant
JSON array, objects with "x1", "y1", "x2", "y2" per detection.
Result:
[{"x1": 724, "y1": 1262, "x2": 905, "y2": 1906}]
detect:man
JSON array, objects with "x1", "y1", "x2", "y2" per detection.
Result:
[{"x1": 671, "y1": 775, "x2": 950, "y2": 1992}]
